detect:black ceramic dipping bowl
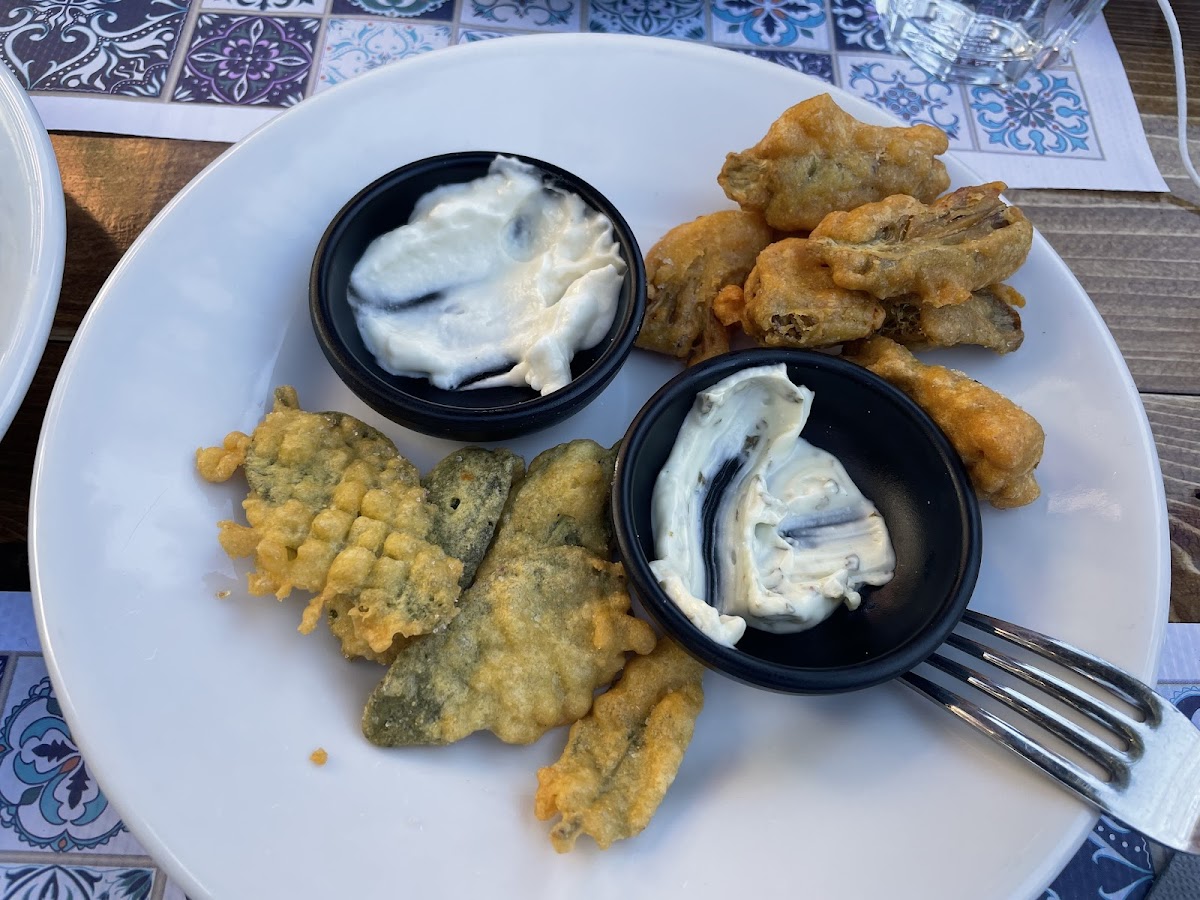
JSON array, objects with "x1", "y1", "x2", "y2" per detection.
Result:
[
  {"x1": 311, "y1": 152, "x2": 645, "y2": 442},
  {"x1": 613, "y1": 349, "x2": 982, "y2": 694}
]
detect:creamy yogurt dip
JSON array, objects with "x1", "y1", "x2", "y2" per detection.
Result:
[
  {"x1": 348, "y1": 156, "x2": 626, "y2": 396},
  {"x1": 649, "y1": 364, "x2": 896, "y2": 648}
]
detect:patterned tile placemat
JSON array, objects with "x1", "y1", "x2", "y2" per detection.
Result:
[
  {"x1": 0, "y1": 591, "x2": 1192, "y2": 899},
  {"x1": 1, "y1": 0, "x2": 1166, "y2": 191}
]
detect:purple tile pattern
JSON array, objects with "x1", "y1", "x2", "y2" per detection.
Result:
[
  {"x1": 174, "y1": 13, "x2": 319, "y2": 106},
  {"x1": 0, "y1": 0, "x2": 186, "y2": 95}
]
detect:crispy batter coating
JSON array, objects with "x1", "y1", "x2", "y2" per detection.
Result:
[
  {"x1": 474, "y1": 440, "x2": 617, "y2": 582},
  {"x1": 534, "y1": 639, "x2": 704, "y2": 852},
  {"x1": 718, "y1": 94, "x2": 950, "y2": 232},
  {"x1": 423, "y1": 447, "x2": 525, "y2": 588},
  {"x1": 362, "y1": 547, "x2": 657, "y2": 746},
  {"x1": 809, "y1": 183, "x2": 1033, "y2": 307},
  {"x1": 882, "y1": 284, "x2": 1025, "y2": 354},
  {"x1": 637, "y1": 210, "x2": 775, "y2": 364},
  {"x1": 843, "y1": 336, "x2": 1044, "y2": 508},
  {"x1": 195, "y1": 387, "x2": 463, "y2": 657},
  {"x1": 712, "y1": 238, "x2": 884, "y2": 348}
]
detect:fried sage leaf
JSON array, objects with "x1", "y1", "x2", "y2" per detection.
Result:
[
  {"x1": 474, "y1": 439, "x2": 617, "y2": 582},
  {"x1": 535, "y1": 639, "x2": 705, "y2": 852},
  {"x1": 362, "y1": 546, "x2": 656, "y2": 746},
  {"x1": 423, "y1": 447, "x2": 525, "y2": 588},
  {"x1": 195, "y1": 386, "x2": 463, "y2": 658}
]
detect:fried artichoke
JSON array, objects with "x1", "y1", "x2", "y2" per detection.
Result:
[
  {"x1": 809, "y1": 183, "x2": 1033, "y2": 307},
  {"x1": 718, "y1": 93, "x2": 950, "y2": 232},
  {"x1": 843, "y1": 336, "x2": 1044, "y2": 508},
  {"x1": 637, "y1": 210, "x2": 775, "y2": 365},
  {"x1": 713, "y1": 238, "x2": 884, "y2": 348}
]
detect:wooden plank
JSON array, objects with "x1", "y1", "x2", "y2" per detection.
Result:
[
  {"x1": 1141, "y1": 394, "x2": 1200, "y2": 621},
  {"x1": 48, "y1": 134, "x2": 227, "y2": 336}
]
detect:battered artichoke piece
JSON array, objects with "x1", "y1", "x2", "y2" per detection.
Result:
[
  {"x1": 362, "y1": 546, "x2": 657, "y2": 746},
  {"x1": 712, "y1": 238, "x2": 884, "y2": 348},
  {"x1": 882, "y1": 284, "x2": 1025, "y2": 354},
  {"x1": 423, "y1": 447, "x2": 525, "y2": 588},
  {"x1": 636, "y1": 210, "x2": 775, "y2": 365},
  {"x1": 535, "y1": 639, "x2": 704, "y2": 852},
  {"x1": 195, "y1": 387, "x2": 464, "y2": 657},
  {"x1": 474, "y1": 440, "x2": 617, "y2": 582},
  {"x1": 843, "y1": 336, "x2": 1044, "y2": 508},
  {"x1": 718, "y1": 93, "x2": 950, "y2": 232},
  {"x1": 809, "y1": 183, "x2": 1034, "y2": 307}
]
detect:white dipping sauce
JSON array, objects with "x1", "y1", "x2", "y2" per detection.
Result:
[
  {"x1": 649, "y1": 364, "x2": 896, "y2": 648},
  {"x1": 348, "y1": 156, "x2": 625, "y2": 395}
]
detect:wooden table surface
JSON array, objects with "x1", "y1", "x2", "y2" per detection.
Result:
[{"x1": 1, "y1": 0, "x2": 1197, "y2": 623}]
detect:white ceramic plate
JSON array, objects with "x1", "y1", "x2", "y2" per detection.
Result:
[
  {"x1": 0, "y1": 64, "x2": 63, "y2": 440},
  {"x1": 31, "y1": 35, "x2": 1168, "y2": 900}
]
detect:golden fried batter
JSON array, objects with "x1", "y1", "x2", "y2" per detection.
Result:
[
  {"x1": 718, "y1": 94, "x2": 950, "y2": 232},
  {"x1": 882, "y1": 284, "x2": 1025, "y2": 354},
  {"x1": 362, "y1": 547, "x2": 657, "y2": 746},
  {"x1": 843, "y1": 336, "x2": 1044, "y2": 508},
  {"x1": 637, "y1": 210, "x2": 775, "y2": 364},
  {"x1": 535, "y1": 639, "x2": 704, "y2": 852},
  {"x1": 810, "y1": 183, "x2": 1033, "y2": 307},
  {"x1": 713, "y1": 238, "x2": 884, "y2": 348},
  {"x1": 423, "y1": 447, "x2": 525, "y2": 588},
  {"x1": 196, "y1": 387, "x2": 463, "y2": 657},
  {"x1": 474, "y1": 440, "x2": 616, "y2": 582}
]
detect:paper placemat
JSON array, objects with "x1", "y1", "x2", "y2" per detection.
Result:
[
  {"x1": 4, "y1": 1, "x2": 1166, "y2": 192},
  {"x1": 0, "y1": 591, "x2": 1191, "y2": 898}
]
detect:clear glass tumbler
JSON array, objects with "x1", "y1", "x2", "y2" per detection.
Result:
[{"x1": 874, "y1": 0, "x2": 1110, "y2": 85}]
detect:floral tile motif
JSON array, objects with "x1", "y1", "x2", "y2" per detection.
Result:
[
  {"x1": 457, "y1": 28, "x2": 509, "y2": 42},
  {"x1": 460, "y1": 0, "x2": 580, "y2": 32},
  {"x1": 838, "y1": 54, "x2": 970, "y2": 146},
  {"x1": 201, "y1": 0, "x2": 327, "y2": 12},
  {"x1": 0, "y1": 658, "x2": 140, "y2": 854},
  {"x1": 173, "y1": 14, "x2": 319, "y2": 106},
  {"x1": 0, "y1": 0, "x2": 186, "y2": 95},
  {"x1": 316, "y1": 19, "x2": 450, "y2": 92},
  {"x1": 831, "y1": 0, "x2": 889, "y2": 52},
  {"x1": 1160, "y1": 683, "x2": 1200, "y2": 724},
  {"x1": 737, "y1": 48, "x2": 833, "y2": 83},
  {"x1": 161, "y1": 878, "x2": 190, "y2": 900},
  {"x1": 329, "y1": 0, "x2": 454, "y2": 20},
  {"x1": 1041, "y1": 817, "x2": 1154, "y2": 900},
  {"x1": 969, "y1": 69, "x2": 1098, "y2": 157},
  {"x1": 0, "y1": 864, "x2": 155, "y2": 900},
  {"x1": 587, "y1": 0, "x2": 706, "y2": 41},
  {"x1": 712, "y1": 0, "x2": 830, "y2": 50}
]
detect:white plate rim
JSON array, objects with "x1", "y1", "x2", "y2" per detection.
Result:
[
  {"x1": 0, "y1": 63, "x2": 64, "y2": 440},
  {"x1": 28, "y1": 33, "x2": 1171, "y2": 900}
]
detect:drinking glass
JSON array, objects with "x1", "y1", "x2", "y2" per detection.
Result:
[{"x1": 874, "y1": 0, "x2": 1110, "y2": 85}]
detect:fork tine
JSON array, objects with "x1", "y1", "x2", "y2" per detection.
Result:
[
  {"x1": 945, "y1": 631, "x2": 1144, "y2": 754},
  {"x1": 923, "y1": 649, "x2": 1129, "y2": 782},
  {"x1": 963, "y1": 611, "x2": 1161, "y2": 721},
  {"x1": 911, "y1": 614, "x2": 1200, "y2": 854},
  {"x1": 902, "y1": 666, "x2": 1120, "y2": 811}
]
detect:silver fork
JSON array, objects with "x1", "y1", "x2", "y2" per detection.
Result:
[{"x1": 903, "y1": 610, "x2": 1200, "y2": 853}]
